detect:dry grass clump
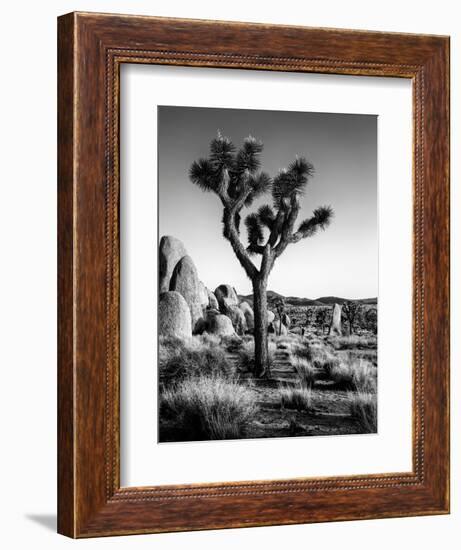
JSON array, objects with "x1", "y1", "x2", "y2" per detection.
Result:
[
  {"x1": 280, "y1": 384, "x2": 314, "y2": 411},
  {"x1": 217, "y1": 334, "x2": 245, "y2": 353},
  {"x1": 160, "y1": 375, "x2": 256, "y2": 440},
  {"x1": 324, "y1": 358, "x2": 376, "y2": 392},
  {"x1": 328, "y1": 334, "x2": 377, "y2": 350},
  {"x1": 350, "y1": 360, "x2": 377, "y2": 393},
  {"x1": 159, "y1": 337, "x2": 233, "y2": 387},
  {"x1": 291, "y1": 341, "x2": 313, "y2": 362},
  {"x1": 158, "y1": 335, "x2": 188, "y2": 365},
  {"x1": 341, "y1": 348, "x2": 378, "y2": 366},
  {"x1": 194, "y1": 333, "x2": 222, "y2": 348},
  {"x1": 311, "y1": 346, "x2": 340, "y2": 371},
  {"x1": 291, "y1": 357, "x2": 317, "y2": 388},
  {"x1": 348, "y1": 391, "x2": 377, "y2": 433}
]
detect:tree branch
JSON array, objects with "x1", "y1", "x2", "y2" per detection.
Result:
[
  {"x1": 260, "y1": 243, "x2": 275, "y2": 279},
  {"x1": 222, "y1": 205, "x2": 258, "y2": 279},
  {"x1": 267, "y1": 207, "x2": 285, "y2": 247},
  {"x1": 274, "y1": 195, "x2": 300, "y2": 257},
  {"x1": 291, "y1": 205, "x2": 334, "y2": 243}
]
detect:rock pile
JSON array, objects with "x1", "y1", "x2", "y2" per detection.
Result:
[
  {"x1": 158, "y1": 235, "x2": 255, "y2": 338},
  {"x1": 214, "y1": 284, "x2": 239, "y2": 311},
  {"x1": 158, "y1": 235, "x2": 290, "y2": 339},
  {"x1": 158, "y1": 236, "x2": 209, "y2": 337}
]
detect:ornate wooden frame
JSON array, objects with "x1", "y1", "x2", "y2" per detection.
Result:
[{"x1": 57, "y1": 12, "x2": 450, "y2": 538}]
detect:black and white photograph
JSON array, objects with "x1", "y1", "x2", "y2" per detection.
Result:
[{"x1": 157, "y1": 105, "x2": 378, "y2": 443}]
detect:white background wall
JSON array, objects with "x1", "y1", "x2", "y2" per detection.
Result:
[{"x1": 0, "y1": 1, "x2": 457, "y2": 548}]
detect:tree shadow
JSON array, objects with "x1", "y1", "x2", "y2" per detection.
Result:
[{"x1": 25, "y1": 514, "x2": 57, "y2": 532}]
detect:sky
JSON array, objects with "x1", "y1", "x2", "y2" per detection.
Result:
[{"x1": 158, "y1": 106, "x2": 377, "y2": 299}]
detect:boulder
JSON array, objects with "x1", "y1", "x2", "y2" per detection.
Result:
[
  {"x1": 169, "y1": 255, "x2": 203, "y2": 328},
  {"x1": 207, "y1": 288, "x2": 219, "y2": 310},
  {"x1": 225, "y1": 305, "x2": 247, "y2": 336},
  {"x1": 329, "y1": 303, "x2": 342, "y2": 336},
  {"x1": 193, "y1": 308, "x2": 219, "y2": 335},
  {"x1": 159, "y1": 236, "x2": 187, "y2": 293},
  {"x1": 267, "y1": 310, "x2": 275, "y2": 325},
  {"x1": 193, "y1": 317, "x2": 207, "y2": 335},
  {"x1": 239, "y1": 301, "x2": 254, "y2": 332},
  {"x1": 205, "y1": 313, "x2": 236, "y2": 337},
  {"x1": 214, "y1": 284, "x2": 239, "y2": 312},
  {"x1": 158, "y1": 291, "x2": 191, "y2": 338},
  {"x1": 198, "y1": 281, "x2": 209, "y2": 312}
]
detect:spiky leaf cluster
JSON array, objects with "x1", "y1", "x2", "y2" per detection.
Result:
[
  {"x1": 296, "y1": 205, "x2": 334, "y2": 238},
  {"x1": 189, "y1": 132, "x2": 269, "y2": 207},
  {"x1": 257, "y1": 204, "x2": 276, "y2": 230},
  {"x1": 245, "y1": 213, "x2": 264, "y2": 249},
  {"x1": 241, "y1": 159, "x2": 332, "y2": 254},
  {"x1": 272, "y1": 157, "x2": 314, "y2": 209}
]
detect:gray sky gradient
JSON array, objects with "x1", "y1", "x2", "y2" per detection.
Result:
[{"x1": 158, "y1": 106, "x2": 377, "y2": 299}]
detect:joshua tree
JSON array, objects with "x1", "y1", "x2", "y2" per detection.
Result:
[
  {"x1": 274, "y1": 297, "x2": 286, "y2": 336},
  {"x1": 304, "y1": 307, "x2": 315, "y2": 332},
  {"x1": 315, "y1": 307, "x2": 331, "y2": 335},
  {"x1": 342, "y1": 300, "x2": 362, "y2": 335},
  {"x1": 364, "y1": 307, "x2": 378, "y2": 335},
  {"x1": 189, "y1": 132, "x2": 333, "y2": 376}
]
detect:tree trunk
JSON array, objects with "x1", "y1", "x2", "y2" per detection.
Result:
[{"x1": 252, "y1": 276, "x2": 269, "y2": 377}]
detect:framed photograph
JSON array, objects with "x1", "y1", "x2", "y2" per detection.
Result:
[{"x1": 58, "y1": 12, "x2": 450, "y2": 537}]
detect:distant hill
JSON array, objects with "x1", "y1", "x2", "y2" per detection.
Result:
[
  {"x1": 315, "y1": 296, "x2": 376, "y2": 305},
  {"x1": 239, "y1": 291, "x2": 377, "y2": 307},
  {"x1": 284, "y1": 296, "x2": 326, "y2": 307},
  {"x1": 356, "y1": 297, "x2": 378, "y2": 305},
  {"x1": 315, "y1": 296, "x2": 349, "y2": 305}
]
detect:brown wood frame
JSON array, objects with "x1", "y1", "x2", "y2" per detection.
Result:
[{"x1": 57, "y1": 11, "x2": 450, "y2": 538}]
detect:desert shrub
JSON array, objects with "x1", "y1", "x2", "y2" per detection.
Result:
[
  {"x1": 327, "y1": 334, "x2": 377, "y2": 350},
  {"x1": 195, "y1": 333, "x2": 222, "y2": 348},
  {"x1": 291, "y1": 341, "x2": 313, "y2": 362},
  {"x1": 351, "y1": 360, "x2": 377, "y2": 393},
  {"x1": 160, "y1": 375, "x2": 256, "y2": 440},
  {"x1": 305, "y1": 332, "x2": 320, "y2": 343},
  {"x1": 272, "y1": 334, "x2": 299, "y2": 347},
  {"x1": 221, "y1": 334, "x2": 244, "y2": 353},
  {"x1": 323, "y1": 361, "x2": 354, "y2": 387},
  {"x1": 291, "y1": 357, "x2": 317, "y2": 388},
  {"x1": 237, "y1": 339, "x2": 276, "y2": 371},
  {"x1": 348, "y1": 391, "x2": 377, "y2": 432},
  {"x1": 341, "y1": 349, "x2": 378, "y2": 366},
  {"x1": 311, "y1": 346, "x2": 340, "y2": 371},
  {"x1": 363, "y1": 307, "x2": 378, "y2": 334},
  {"x1": 280, "y1": 384, "x2": 314, "y2": 411},
  {"x1": 324, "y1": 358, "x2": 376, "y2": 392},
  {"x1": 280, "y1": 334, "x2": 299, "y2": 344},
  {"x1": 159, "y1": 340, "x2": 233, "y2": 387},
  {"x1": 158, "y1": 335, "x2": 188, "y2": 365}
]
